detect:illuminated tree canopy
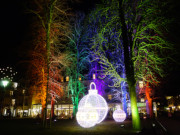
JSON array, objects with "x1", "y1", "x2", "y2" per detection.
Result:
[
  {"x1": 22, "y1": 0, "x2": 174, "y2": 130},
  {"x1": 65, "y1": 12, "x2": 92, "y2": 117},
  {"x1": 24, "y1": 0, "x2": 71, "y2": 127},
  {"x1": 84, "y1": 0, "x2": 173, "y2": 130}
]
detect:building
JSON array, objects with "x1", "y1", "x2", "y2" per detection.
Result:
[{"x1": 0, "y1": 73, "x2": 148, "y2": 119}]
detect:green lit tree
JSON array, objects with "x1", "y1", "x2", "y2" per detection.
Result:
[
  {"x1": 65, "y1": 12, "x2": 91, "y2": 117},
  {"x1": 89, "y1": 0, "x2": 172, "y2": 130}
]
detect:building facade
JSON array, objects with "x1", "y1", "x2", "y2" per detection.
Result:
[{"x1": 0, "y1": 74, "x2": 148, "y2": 119}]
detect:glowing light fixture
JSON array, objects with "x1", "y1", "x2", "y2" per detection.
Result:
[
  {"x1": 76, "y1": 82, "x2": 108, "y2": 128},
  {"x1": 113, "y1": 109, "x2": 126, "y2": 122},
  {"x1": 139, "y1": 81, "x2": 143, "y2": 88},
  {"x1": 2, "y1": 80, "x2": 9, "y2": 87},
  {"x1": 79, "y1": 76, "x2": 81, "y2": 81},
  {"x1": 93, "y1": 74, "x2": 96, "y2": 79},
  {"x1": 141, "y1": 98, "x2": 145, "y2": 102},
  {"x1": 13, "y1": 82, "x2": 18, "y2": 90},
  {"x1": 66, "y1": 76, "x2": 69, "y2": 81}
]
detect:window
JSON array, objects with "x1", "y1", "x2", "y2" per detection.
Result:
[
  {"x1": 108, "y1": 94, "x2": 112, "y2": 100},
  {"x1": 10, "y1": 91, "x2": 13, "y2": 96},
  {"x1": 12, "y1": 99, "x2": 15, "y2": 106},
  {"x1": 66, "y1": 76, "x2": 69, "y2": 82},
  {"x1": 93, "y1": 74, "x2": 96, "y2": 80},
  {"x1": 79, "y1": 76, "x2": 81, "y2": 81},
  {"x1": 139, "y1": 81, "x2": 143, "y2": 88},
  {"x1": 24, "y1": 98, "x2": 28, "y2": 106},
  {"x1": 61, "y1": 77, "x2": 64, "y2": 82},
  {"x1": 140, "y1": 98, "x2": 145, "y2": 102},
  {"x1": 22, "y1": 90, "x2": 25, "y2": 94}
]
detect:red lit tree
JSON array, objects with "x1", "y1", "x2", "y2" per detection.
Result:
[{"x1": 25, "y1": 0, "x2": 71, "y2": 127}]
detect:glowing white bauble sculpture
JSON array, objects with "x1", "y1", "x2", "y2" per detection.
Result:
[
  {"x1": 76, "y1": 82, "x2": 108, "y2": 128},
  {"x1": 113, "y1": 109, "x2": 126, "y2": 122},
  {"x1": 76, "y1": 107, "x2": 98, "y2": 128}
]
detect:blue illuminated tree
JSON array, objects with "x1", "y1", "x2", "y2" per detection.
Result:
[
  {"x1": 88, "y1": 1, "x2": 129, "y2": 115},
  {"x1": 87, "y1": 0, "x2": 172, "y2": 130},
  {"x1": 65, "y1": 12, "x2": 92, "y2": 117}
]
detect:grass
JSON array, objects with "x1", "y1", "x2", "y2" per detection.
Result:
[{"x1": 0, "y1": 118, "x2": 152, "y2": 135}]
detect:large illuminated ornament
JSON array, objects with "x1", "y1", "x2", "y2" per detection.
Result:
[
  {"x1": 113, "y1": 109, "x2": 126, "y2": 122},
  {"x1": 76, "y1": 82, "x2": 108, "y2": 128},
  {"x1": 76, "y1": 108, "x2": 98, "y2": 128}
]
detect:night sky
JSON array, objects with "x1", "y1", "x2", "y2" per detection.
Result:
[
  {"x1": 0, "y1": 0, "x2": 27, "y2": 66},
  {"x1": 0, "y1": 0, "x2": 179, "y2": 95}
]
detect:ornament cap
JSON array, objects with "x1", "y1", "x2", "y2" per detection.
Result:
[
  {"x1": 89, "y1": 90, "x2": 98, "y2": 94},
  {"x1": 89, "y1": 82, "x2": 98, "y2": 94}
]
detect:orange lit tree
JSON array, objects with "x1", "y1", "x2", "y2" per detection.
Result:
[
  {"x1": 26, "y1": 0, "x2": 71, "y2": 127},
  {"x1": 26, "y1": 21, "x2": 47, "y2": 120},
  {"x1": 49, "y1": 64, "x2": 63, "y2": 118}
]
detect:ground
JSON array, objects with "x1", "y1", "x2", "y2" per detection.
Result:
[{"x1": 0, "y1": 116, "x2": 178, "y2": 135}]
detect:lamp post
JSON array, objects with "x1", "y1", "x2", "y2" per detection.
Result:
[
  {"x1": 1, "y1": 80, "x2": 9, "y2": 116},
  {"x1": 12, "y1": 82, "x2": 18, "y2": 117},
  {"x1": 22, "y1": 89, "x2": 25, "y2": 117}
]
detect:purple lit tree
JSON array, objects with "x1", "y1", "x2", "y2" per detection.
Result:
[
  {"x1": 88, "y1": 0, "x2": 173, "y2": 130},
  {"x1": 88, "y1": 3, "x2": 129, "y2": 115}
]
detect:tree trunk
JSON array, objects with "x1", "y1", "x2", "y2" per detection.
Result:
[
  {"x1": 121, "y1": 73, "x2": 127, "y2": 115},
  {"x1": 145, "y1": 84, "x2": 153, "y2": 118},
  {"x1": 122, "y1": 90, "x2": 127, "y2": 115},
  {"x1": 51, "y1": 97, "x2": 55, "y2": 119},
  {"x1": 128, "y1": 82, "x2": 141, "y2": 130},
  {"x1": 44, "y1": 0, "x2": 57, "y2": 128},
  {"x1": 118, "y1": 1, "x2": 141, "y2": 130},
  {"x1": 44, "y1": 20, "x2": 50, "y2": 127},
  {"x1": 73, "y1": 97, "x2": 78, "y2": 118}
]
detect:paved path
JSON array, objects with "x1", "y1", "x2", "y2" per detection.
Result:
[{"x1": 156, "y1": 116, "x2": 180, "y2": 135}]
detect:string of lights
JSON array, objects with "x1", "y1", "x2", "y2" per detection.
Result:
[{"x1": 0, "y1": 67, "x2": 17, "y2": 82}]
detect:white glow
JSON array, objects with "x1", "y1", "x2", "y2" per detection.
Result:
[
  {"x1": 76, "y1": 108, "x2": 98, "y2": 128},
  {"x1": 139, "y1": 81, "x2": 143, "y2": 88},
  {"x1": 2, "y1": 80, "x2": 9, "y2": 87},
  {"x1": 13, "y1": 82, "x2": 18, "y2": 89},
  {"x1": 76, "y1": 82, "x2": 108, "y2": 128},
  {"x1": 113, "y1": 109, "x2": 126, "y2": 122},
  {"x1": 141, "y1": 98, "x2": 145, "y2": 102}
]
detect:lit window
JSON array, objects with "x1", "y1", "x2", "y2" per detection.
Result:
[
  {"x1": 12, "y1": 99, "x2": 15, "y2": 106},
  {"x1": 93, "y1": 74, "x2": 96, "y2": 79},
  {"x1": 61, "y1": 77, "x2": 64, "y2": 82},
  {"x1": 108, "y1": 95, "x2": 112, "y2": 100},
  {"x1": 140, "y1": 98, "x2": 144, "y2": 102},
  {"x1": 66, "y1": 76, "x2": 69, "y2": 82},
  {"x1": 10, "y1": 91, "x2": 13, "y2": 96},
  {"x1": 139, "y1": 81, "x2": 143, "y2": 88},
  {"x1": 22, "y1": 90, "x2": 25, "y2": 94},
  {"x1": 79, "y1": 76, "x2": 81, "y2": 81}
]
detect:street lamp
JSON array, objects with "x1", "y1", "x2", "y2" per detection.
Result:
[
  {"x1": 1, "y1": 80, "x2": 9, "y2": 116},
  {"x1": 2, "y1": 80, "x2": 9, "y2": 88}
]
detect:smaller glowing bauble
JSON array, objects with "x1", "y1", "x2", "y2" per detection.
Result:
[
  {"x1": 76, "y1": 82, "x2": 108, "y2": 128},
  {"x1": 113, "y1": 109, "x2": 126, "y2": 122}
]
